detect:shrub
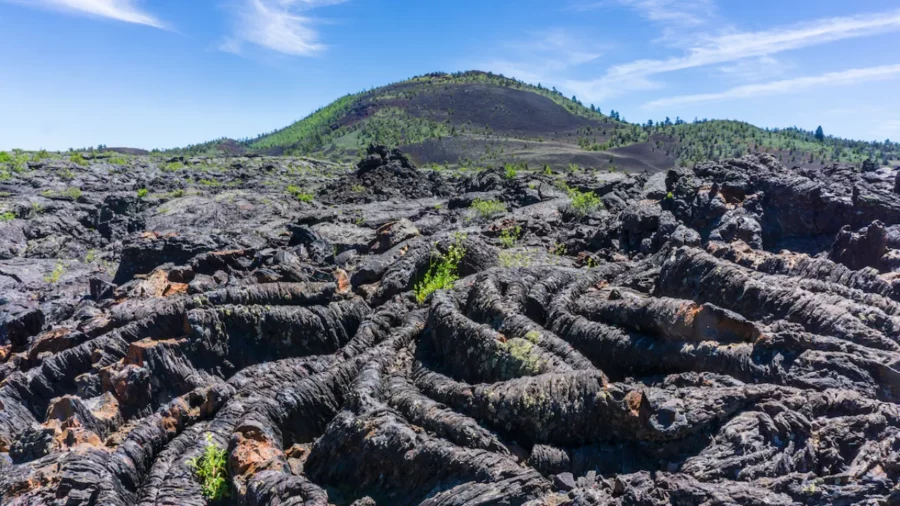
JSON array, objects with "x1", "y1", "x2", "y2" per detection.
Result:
[
  {"x1": 543, "y1": 165, "x2": 552, "y2": 175},
  {"x1": 0, "y1": 152, "x2": 11, "y2": 163},
  {"x1": 0, "y1": 211, "x2": 15, "y2": 222},
  {"x1": 66, "y1": 187, "x2": 82, "y2": 200},
  {"x1": 503, "y1": 164, "x2": 518, "y2": 179},
  {"x1": 69, "y1": 153, "x2": 87, "y2": 166},
  {"x1": 666, "y1": 191, "x2": 674, "y2": 200},
  {"x1": 470, "y1": 198, "x2": 506, "y2": 219},
  {"x1": 163, "y1": 161, "x2": 184, "y2": 172},
  {"x1": 567, "y1": 187, "x2": 602, "y2": 216},
  {"x1": 415, "y1": 239, "x2": 465, "y2": 304},
  {"x1": 287, "y1": 185, "x2": 314, "y2": 203},
  {"x1": 498, "y1": 225, "x2": 521, "y2": 249},
  {"x1": 137, "y1": 188, "x2": 149, "y2": 198},
  {"x1": 187, "y1": 433, "x2": 230, "y2": 500}
]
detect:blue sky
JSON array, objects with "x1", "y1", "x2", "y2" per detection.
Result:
[{"x1": 1, "y1": 0, "x2": 899, "y2": 150}]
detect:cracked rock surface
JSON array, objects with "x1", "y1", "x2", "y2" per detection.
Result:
[{"x1": 1, "y1": 148, "x2": 900, "y2": 505}]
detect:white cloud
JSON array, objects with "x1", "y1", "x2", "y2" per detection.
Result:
[
  {"x1": 562, "y1": 8, "x2": 900, "y2": 103},
  {"x1": 2, "y1": 0, "x2": 166, "y2": 28},
  {"x1": 716, "y1": 55, "x2": 793, "y2": 82},
  {"x1": 222, "y1": 0, "x2": 348, "y2": 56},
  {"x1": 643, "y1": 64, "x2": 900, "y2": 109},
  {"x1": 569, "y1": 0, "x2": 714, "y2": 27},
  {"x1": 475, "y1": 29, "x2": 606, "y2": 93}
]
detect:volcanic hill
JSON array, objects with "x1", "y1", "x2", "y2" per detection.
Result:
[{"x1": 177, "y1": 71, "x2": 900, "y2": 173}]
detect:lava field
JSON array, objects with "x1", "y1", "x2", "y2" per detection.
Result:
[{"x1": 1, "y1": 146, "x2": 899, "y2": 505}]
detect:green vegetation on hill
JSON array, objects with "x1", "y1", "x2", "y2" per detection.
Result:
[{"x1": 168, "y1": 70, "x2": 900, "y2": 170}]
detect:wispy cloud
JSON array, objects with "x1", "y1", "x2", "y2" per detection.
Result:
[
  {"x1": 563, "y1": 8, "x2": 900, "y2": 103},
  {"x1": 569, "y1": 0, "x2": 715, "y2": 28},
  {"x1": 221, "y1": 0, "x2": 348, "y2": 57},
  {"x1": 477, "y1": 29, "x2": 606, "y2": 90},
  {"x1": 2, "y1": 0, "x2": 167, "y2": 28},
  {"x1": 643, "y1": 64, "x2": 900, "y2": 109}
]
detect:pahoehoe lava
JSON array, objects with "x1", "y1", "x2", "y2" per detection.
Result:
[{"x1": 1, "y1": 145, "x2": 900, "y2": 505}]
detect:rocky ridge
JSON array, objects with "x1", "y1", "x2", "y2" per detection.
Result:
[{"x1": 1, "y1": 146, "x2": 900, "y2": 505}]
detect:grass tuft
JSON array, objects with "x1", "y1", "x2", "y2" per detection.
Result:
[{"x1": 470, "y1": 198, "x2": 506, "y2": 220}]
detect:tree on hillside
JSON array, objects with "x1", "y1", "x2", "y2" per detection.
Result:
[{"x1": 815, "y1": 126, "x2": 825, "y2": 142}]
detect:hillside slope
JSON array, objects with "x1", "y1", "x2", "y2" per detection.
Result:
[{"x1": 178, "y1": 71, "x2": 900, "y2": 172}]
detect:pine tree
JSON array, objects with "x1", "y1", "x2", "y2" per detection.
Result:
[{"x1": 815, "y1": 126, "x2": 825, "y2": 142}]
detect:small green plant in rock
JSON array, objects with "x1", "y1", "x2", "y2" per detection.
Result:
[
  {"x1": 69, "y1": 153, "x2": 87, "y2": 166},
  {"x1": 550, "y1": 242, "x2": 567, "y2": 256},
  {"x1": 503, "y1": 164, "x2": 518, "y2": 179},
  {"x1": 44, "y1": 263, "x2": 65, "y2": 283},
  {"x1": 31, "y1": 202, "x2": 44, "y2": 215},
  {"x1": 499, "y1": 250, "x2": 533, "y2": 268},
  {"x1": 666, "y1": 191, "x2": 674, "y2": 200},
  {"x1": 287, "y1": 185, "x2": 314, "y2": 203},
  {"x1": 163, "y1": 161, "x2": 184, "y2": 172},
  {"x1": 137, "y1": 188, "x2": 149, "y2": 198},
  {"x1": 351, "y1": 184, "x2": 365, "y2": 192},
  {"x1": 0, "y1": 211, "x2": 15, "y2": 222},
  {"x1": 0, "y1": 152, "x2": 11, "y2": 163},
  {"x1": 66, "y1": 187, "x2": 82, "y2": 200},
  {"x1": 415, "y1": 239, "x2": 466, "y2": 304},
  {"x1": 470, "y1": 198, "x2": 506, "y2": 220},
  {"x1": 567, "y1": 187, "x2": 602, "y2": 217},
  {"x1": 85, "y1": 249, "x2": 98, "y2": 262},
  {"x1": 498, "y1": 225, "x2": 521, "y2": 249},
  {"x1": 543, "y1": 165, "x2": 552, "y2": 175},
  {"x1": 187, "y1": 433, "x2": 230, "y2": 501}
]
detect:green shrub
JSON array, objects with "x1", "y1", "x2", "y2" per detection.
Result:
[
  {"x1": 503, "y1": 164, "x2": 518, "y2": 179},
  {"x1": 415, "y1": 240, "x2": 465, "y2": 304},
  {"x1": 567, "y1": 187, "x2": 602, "y2": 216},
  {"x1": 499, "y1": 225, "x2": 521, "y2": 249},
  {"x1": 666, "y1": 191, "x2": 674, "y2": 200},
  {"x1": 137, "y1": 188, "x2": 149, "y2": 198},
  {"x1": 470, "y1": 198, "x2": 506, "y2": 219},
  {"x1": 0, "y1": 152, "x2": 11, "y2": 163},
  {"x1": 543, "y1": 165, "x2": 553, "y2": 175},
  {"x1": 107, "y1": 155, "x2": 128, "y2": 165},
  {"x1": 66, "y1": 187, "x2": 82, "y2": 200},
  {"x1": 33, "y1": 149, "x2": 50, "y2": 161},
  {"x1": 31, "y1": 202, "x2": 44, "y2": 215},
  {"x1": 163, "y1": 161, "x2": 184, "y2": 172},
  {"x1": 69, "y1": 153, "x2": 87, "y2": 166},
  {"x1": 85, "y1": 249, "x2": 98, "y2": 262},
  {"x1": 198, "y1": 178, "x2": 220, "y2": 187},
  {"x1": 187, "y1": 433, "x2": 230, "y2": 501},
  {"x1": 287, "y1": 185, "x2": 314, "y2": 203},
  {"x1": 0, "y1": 211, "x2": 15, "y2": 222}
]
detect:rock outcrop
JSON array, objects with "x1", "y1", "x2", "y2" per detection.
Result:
[{"x1": 1, "y1": 149, "x2": 899, "y2": 505}]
